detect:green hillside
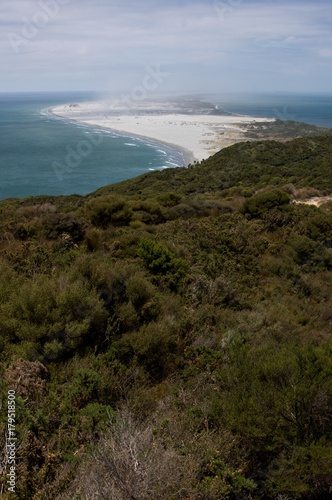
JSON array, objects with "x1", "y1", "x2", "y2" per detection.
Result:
[
  {"x1": 0, "y1": 136, "x2": 332, "y2": 499},
  {"x1": 94, "y1": 135, "x2": 332, "y2": 196}
]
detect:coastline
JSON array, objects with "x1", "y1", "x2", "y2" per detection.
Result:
[
  {"x1": 48, "y1": 101, "x2": 275, "y2": 163},
  {"x1": 46, "y1": 106, "x2": 194, "y2": 165}
]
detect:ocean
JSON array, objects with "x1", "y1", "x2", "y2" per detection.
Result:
[
  {"x1": 0, "y1": 92, "x2": 185, "y2": 200},
  {"x1": 210, "y1": 92, "x2": 332, "y2": 129},
  {"x1": 0, "y1": 91, "x2": 331, "y2": 200}
]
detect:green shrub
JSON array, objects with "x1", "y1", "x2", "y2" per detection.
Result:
[
  {"x1": 288, "y1": 234, "x2": 332, "y2": 270},
  {"x1": 305, "y1": 212, "x2": 332, "y2": 246},
  {"x1": 157, "y1": 192, "x2": 182, "y2": 207},
  {"x1": 131, "y1": 199, "x2": 164, "y2": 224},
  {"x1": 115, "y1": 321, "x2": 179, "y2": 380},
  {"x1": 267, "y1": 442, "x2": 332, "y2": 496},
  {"x1": 86, "y1": 195, "x2": 133, "y2": 228},
  {"x1": 214, "y1": 341, "x2": 332, "y2": 468},
  {"x1": 1, "y1": 275, "x2": 107, "y2": 359},
  {"x1": 0, "y1": 260, "x2": 21, "y2": 302},
  {"x1": 139, "y1": 239, "x2": 188, "y2": 288},
  {"x1": 85, "y1": 228, "x2": 103, "y2": 252},
  {"x1": 126, "y1": 274, "x2": 156, "y2": 310},
  {"x1": 197, "y1": 451, "x2": 257, "y2": 498},
  {"x1": 117, "y1": 302, "x2": 140, "y2": 332},
  {"x1": 243, "y1": 189, "x2": 291, "y2": 218},
  {"x1": 14, "y1": 220, "x2": 41, "y2": 240},
  {"x1": 42, "y1": 213, "x2": 86, "y2": 242},
  {"x1": 66, "y1": 369, "x2": 103, "y2": 409},
  {"x1": 77, "y1": 403, "x2": 115, "y2": 433}
]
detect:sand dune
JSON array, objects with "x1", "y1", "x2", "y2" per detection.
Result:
[{"x1": 50, "y1": 101, "x2": 275, "y2": 163}]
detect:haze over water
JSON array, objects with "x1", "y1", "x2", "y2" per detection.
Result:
[
  {"x1": 0, "y1": 91, "x2": 332, "y2": 200},
  {"x1": 0, "y1": 92, "x2": 185, "y2": 200}
]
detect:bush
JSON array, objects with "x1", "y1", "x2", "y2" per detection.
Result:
[
  {"x1": 61, "y1": 410, "x2": 188, "y2": 500},
  {"x1": 267, "y1": 442, "x2": 332, "y2": 496},
  {"x1": 157, "y1": 191, "x2": 182, "y2": 207},
  {"x1": 126, "y1": 274, "x2": 156, "y2": 310},
  {"x1": 197, "y1": 451, "x2": 257, "y2": 498},
  {"x1": 139, "y1": 239, "x2": 188, "y2": 288},
  {"x1": 288, "y1": 234, "x2": 332, "y2": 270},
  {"x1": 84, "y1": 228, "x2": 103, "y2": 252},
  {"x1": 213, "y1": 340, "x2": 332, "y2": 493},
  {"x1": 67, "y1": 369, "x2": 102, "y2": 408},
  {"x1": 243, "y1": 189, "x2": 291, "y2": 218},
  {"x1": 1, "y1": 275, "x2": 107, "y2": 360},
  {"x1": 305, "y1": 212, "x2": 332, "y2": 246},
  {"x1": 115, "y1": 321, "x2": 179, "y2": 380},
  {"x1": 14, "y1": 220, "x2": 41, "y2": 240},
  {"x1": 131, "y1": 199, "x2": 164, "y2": 224},
  {"x1": 86, "y1": 195, "x2": 133, "y2": 228},
  {"x1": 42, "y1": 213, "x2": 86, "y2": 242}
]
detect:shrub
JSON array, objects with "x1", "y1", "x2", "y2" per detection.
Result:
[
  {"x1": 288, "y1": 234, "x2": 332, "y2": 270},
  {"x1": 197, "y1": 451, "x2": 257, "y2": 498},
  {"x1": 42, "y1": 213, "x2": 86, "y2": 242},
  {"x1": 61, "y1": 410, "x2": 188, "y2": 500},
  {"x1": 117, "y1": 302, "x2": 140, "y2": 332},
  {"x1": 157, "y1": 192, "x2": 182, "y2": 207},
  {"x1": 214, "y1": 341, "x2": 332, "y2": 484},
  {"x1": 131, "y1": 199, "x2": 164, "y2": 224},
  {"x1": 126, "y1": 274, "x2": 156, "y2": 310},
  {"x1": 68, "y1": 369, "x2": 102, "y2": 408},
  {"x1": 86, "y1": 195, "x2": 133, "y2": 228},
  {"x1": 84, "y1": 228, "x2": 103, "y2": 252},
  {"x1": 164, "y1": 203, "x2": 196, "y2": 220},
  {"x1": 267, "y1": 442, "x2": 332, "y2": 496},
  {"x1": 139, "y1": 239, "x2": 188, "y2": 288},
  {"x1": 243, "y1": 189, "x2": 291, "y2": 218},
  {"x1": 115, "y1": 321, "x2": 179, "y2": 380},
  {"x1": 1, "y1": 275, "x2": 107, "y2": 359},
  {"x1": 14, "y1": 220, "x2": 41, "y2": 240},
  {"x1": 77, "y1": 403, "x2": 115, "y2": 434},
  {"x1": 305, "y1": 212, "x2": 332, "y2": 246}
]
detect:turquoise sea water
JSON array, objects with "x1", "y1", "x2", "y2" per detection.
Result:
[
  {"x1": 0, "y1": 91, "x2": 331, "y2": 200},
  {"x1": 0, "y1": 92, "x2": 185, "y2": 200}
]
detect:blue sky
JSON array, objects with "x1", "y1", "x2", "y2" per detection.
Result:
[{"x1": 0, "y1": 0, "x2": 331, "y2": 93}]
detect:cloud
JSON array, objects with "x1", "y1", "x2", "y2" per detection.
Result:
[
  {"x1": 319, "y1": 48, "x2": 332, "y2": 58},
  {"x1": 0, "y1": 0, "x2": 331, "y2": 92}
]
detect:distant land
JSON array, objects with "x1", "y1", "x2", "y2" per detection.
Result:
[{"x1": 50, "y1": 96, "x2": 332, "y2": 163}]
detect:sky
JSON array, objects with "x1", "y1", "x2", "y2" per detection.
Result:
[{"x1": 0, "y1": 0, "x2": 331, "y2": 94}]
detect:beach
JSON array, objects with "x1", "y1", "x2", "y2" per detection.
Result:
[{"x1": 49, "y1": 100, "x2": 275, "y2": 163}]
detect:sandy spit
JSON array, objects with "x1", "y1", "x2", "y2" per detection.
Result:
[{"x1": 50, "y1": 102, "x2": 275, "y2": 163}]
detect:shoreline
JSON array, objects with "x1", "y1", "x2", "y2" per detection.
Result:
[
  {"x1": 46, "y1": 107, "x2": 194, "y2": 165},
  {"x1": 48, "y1": 101, "x2": 276, "y2": 163}
]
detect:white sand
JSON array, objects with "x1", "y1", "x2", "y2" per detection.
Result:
[
  {"x1": 294, "y1": 196, "x2": 332, "y2": 207},
  {"x1": 50, "y1": 102, "x2": 275, "y2": 163}
]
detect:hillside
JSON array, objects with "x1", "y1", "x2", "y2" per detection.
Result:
[
  {"x1": 94, "y1": 135, "x2": 332, "y2": 197},
  {"x1": 0, "y1": 136, "x2": 332, "y2": 499}
]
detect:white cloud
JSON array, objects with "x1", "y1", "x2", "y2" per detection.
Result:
[
  {"x1": 0, "y1": 0, "x2": 331, "y2": 92},
  {"x1": 319, "y1": 48, "x2": 332, "y2": 58}
]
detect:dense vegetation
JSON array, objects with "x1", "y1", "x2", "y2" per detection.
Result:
[
  {"x1": 0, "y1": 136, "x2": 332, "y2": 499},
  {"x1": 243, "y1": 119, "x2": 332, "y2": 141}
]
